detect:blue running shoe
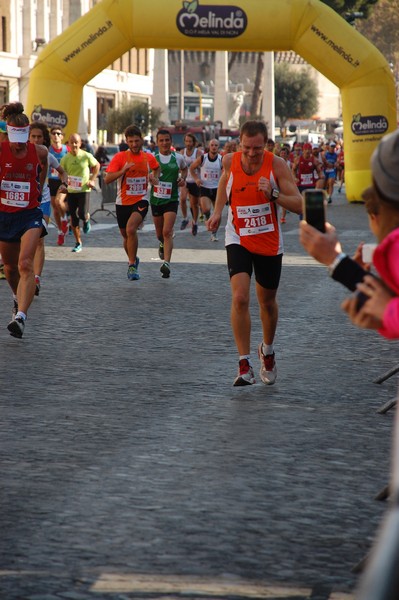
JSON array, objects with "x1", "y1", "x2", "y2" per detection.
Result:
[
  {"x1": 72, "y1": 243, "x2": 82, "y2": 253},
  {"x1": 127, "y1": 264, "x2": 140, "y2": 280},
  {"x1": 83, "y1": 218, "x2": 91, "y2": 234}
]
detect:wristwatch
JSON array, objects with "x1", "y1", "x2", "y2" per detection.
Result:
[{"x1": 271, "y1": 188, "x2": 280, "y2": 201}]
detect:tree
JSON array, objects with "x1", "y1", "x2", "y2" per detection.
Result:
[
  {"x1": 356, "y1": 0, "x2": 399, "y2": 62},
  {"x1": 274, "y1": 64, "x2": 319, "y2": 129},
  {"x1": 242, "y1": 2, "x2": 376, "y2": 123},
  {"x1": 106, "y1": 100, "x2": 163, "y2": 138},
  {"x1": 250, "y1": 52, "x2": 265, "y2": 118},
  {"x1": 321, "y1": 0, "x2": 378, "y2": 18},
  {"x1": 229, "y1": 1, "x2": 378, "y2": 125}
]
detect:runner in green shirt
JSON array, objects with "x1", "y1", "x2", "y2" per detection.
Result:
[{"x1": 150, "y1": 129, "x2": 187, "y2": 278}]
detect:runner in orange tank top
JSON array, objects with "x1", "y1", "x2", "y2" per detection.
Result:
[
  {"x1": 104, "y1": 125, "x2": 159, "y2": 281},
  {"x1": 207, "y1": 120, "x2": 302, "y2": 387}
]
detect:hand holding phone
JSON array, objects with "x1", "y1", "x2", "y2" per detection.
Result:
[{"x1": 303, "y1": 189, "x2": 327, "y2": 233}]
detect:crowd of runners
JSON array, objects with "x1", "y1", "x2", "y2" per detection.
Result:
[{"x1": 0, "y1": 100, "x2": 346, "y2": 386}]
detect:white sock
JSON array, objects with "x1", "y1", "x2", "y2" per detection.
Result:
[
  {"x1": 261, "y1": 343, "x2": 274, "y2": 356},
  {"x1": 239, "y1": 354, "x2": 251, "y2": 364},
  {"x1": 15, "y1": 311, "x2": 26, "y2": 321}
]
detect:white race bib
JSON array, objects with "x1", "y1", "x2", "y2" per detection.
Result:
[
  {"x1": 236, "y1": 202, "x2": 275, "y2": 236},
  {"x1": 153, "y1": 181, "x2": 172, "y2": 199},
  {"x1": 203, "y1": 169, "x2": 220, "y2": 181},
  {"x1": 300, "y1": 173, "x2": 313, "y2": 185},
  {"x1": 126, "y1": 176, "x2": 146, "y2": 196},
  {"x1": 68, "y1": 176, "x2": 83, "y2": 190},
  {"x1": 1, "y1": 180, "x2": 31, "y2": 208}
]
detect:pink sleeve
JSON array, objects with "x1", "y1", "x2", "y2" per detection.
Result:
[
  {"x1": 386, "y1": 250, "x2": 399, "y2": 294},
  {"x1": 379, "y1": 298, "x2": 399, "y2": 339}
]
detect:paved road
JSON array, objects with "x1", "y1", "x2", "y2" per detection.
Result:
[{"x1": 0, "y1": 188, "x2": 396, "y2": 599}]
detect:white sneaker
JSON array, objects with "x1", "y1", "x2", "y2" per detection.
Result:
[
  {"x1": 7, "y1": 317, "x2": 25, "y2": 339},
  {"x1": 210, "y1": 233, "x2": 218, "y2": 242},
  {"x1": 233, "y1": 359, "x2": 256, "y2": 386},
  {"x1": 258, "y1": 344, "x2": 277, "y2": 385}
]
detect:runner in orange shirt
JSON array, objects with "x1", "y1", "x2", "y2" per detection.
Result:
[
  {"x1": 207, "y1": 121, "x2": 302, "y2": 386},
  {"x1": 104, "y1": 125, "x2": 160, "y2": 280}
]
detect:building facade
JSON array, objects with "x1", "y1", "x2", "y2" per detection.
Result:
[
  {"x1": 167, "y1": 50, "x2": 341, "y2": 129},
  {"x1": 0, "y1": 0, "x2": 154, "y2": 144},
  {"x1": 0, "y1": 0, "x2": 341, "y2": 143}
]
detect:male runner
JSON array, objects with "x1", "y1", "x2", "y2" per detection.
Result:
[
  {"x1": 190, "y1": 138, "x2": 222, "y2": 241},
  {"x1": 29, "y1": 122, "x2": 68, "y2": 294},
  {"x1": 60, "y1": 133, "x2": 99, "y2": 253},
  {"x1": 292, "y1": 142, "x2": 324, "y2": 196},
  {"x1": 181, "y1": 133, "x2": 202, "y2": 234},
  {"x1": 150, "y1": 129, "x2": 187, "y2": 279},
  {"x1": 0, "y1": 102, "x2": 48, "y2": 338},
  {"x1": 207, "y1": 121, "x2": 302, "y2": 386},
  {"x1": 48, "y1": 126, "x2": 69, "y2": 245},
  {"x1": 104, "y1": 125, "x2": 159, "y2": 280}
]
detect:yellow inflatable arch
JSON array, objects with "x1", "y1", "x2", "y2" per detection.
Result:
[{"x1": 26, "y1": 0, "x2": 397, "y2": 201}]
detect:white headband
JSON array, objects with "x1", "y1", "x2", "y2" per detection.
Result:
[{"x1": 7, "y1": 124, "x2": 29, "y2": 142}]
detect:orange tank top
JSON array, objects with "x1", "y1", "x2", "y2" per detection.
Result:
[{"x1": 225, "y1": 151, "x2": 282, "y2": 256}]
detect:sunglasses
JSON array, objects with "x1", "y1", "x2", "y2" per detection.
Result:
[{"x1": 52, "y1": 131, "x2": 63, "y2": 136}]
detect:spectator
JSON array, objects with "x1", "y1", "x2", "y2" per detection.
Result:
[{"x1": 299, "y1": 128, "x2": 399, "y2": 339}]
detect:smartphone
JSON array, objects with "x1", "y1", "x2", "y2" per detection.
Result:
[
  {"x1": 355, "y1": 290, "x2": 369, "y2": 311},
  {"x1": 362, "y1": 243, "x2": 377, "y2": 263},
  {"x1": 303, "y1": 189, "x2": 326, "y2": 233}
]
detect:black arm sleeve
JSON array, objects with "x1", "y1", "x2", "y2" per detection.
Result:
[{"x1": 331, "y1": 256, "x2": 369, "y2": 292}]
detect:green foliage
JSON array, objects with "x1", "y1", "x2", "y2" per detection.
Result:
[
  {"x1": 274, "y1": 65, "x2": 319, "y2": 127},
  {"x1": 105, "y1": 101, "x2": 163, "y2": 137},
  {"x1": 356, "y1": 0, "x2": 399, "y2": 62},
  {"x1": 321, "y1": 0, "x2": 378, "y2": 18}
]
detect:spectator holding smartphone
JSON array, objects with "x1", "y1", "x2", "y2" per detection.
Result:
[{"x1": 299, "y1": 128, "x2": 399, "y2": 339}]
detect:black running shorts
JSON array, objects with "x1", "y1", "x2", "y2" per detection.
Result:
[
  {"x1": 226, "y1": 243, "x2": 283, "y2": 290},
  {"x1": 150, "y1": 200, "x2": 179, "y2": 217},
  {"x1": 116, "y1": 200, "x2": 149, "y2": 229},
  {"x1": 186, "y1": 182, "x2": 201, "y2": 197}
]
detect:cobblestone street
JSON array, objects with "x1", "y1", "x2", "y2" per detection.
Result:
[{"x1": 0, "y1": 189, "x2": 397, "y2": 599}]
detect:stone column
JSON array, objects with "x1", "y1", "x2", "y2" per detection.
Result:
[
  {"x1": 36, "y1": 0, "x2": 49, "y2": 45},
  {"x1": 262, "y1": 52, "x2": 275, "y2": 139},
  {"x1": 22, "y1": 0, "x2": 35, "y2": 56},
  {"x1": 152, "y1": 49, "x2": 169, "y2": 124},
  {"x1": 50, "y1": 0, "x2": 63, "y2": 39},
  {"x1": 214, "y1": 51, "x2": 229, "y2": 128}
]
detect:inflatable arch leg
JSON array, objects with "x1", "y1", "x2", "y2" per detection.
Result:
[{"x1": 26, "y1": 0, "x2": 397, "y2": 201}]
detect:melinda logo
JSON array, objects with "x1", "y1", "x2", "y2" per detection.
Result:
[
  {"x1": 31, "y1": 105, "x2": 68, "y2": 128},
  {"x1": 351, "y1": 113, "x2": 388, "y2": 136},
  {"x1": 177, "y1": 0, "x2": 247, "y2": 38}
]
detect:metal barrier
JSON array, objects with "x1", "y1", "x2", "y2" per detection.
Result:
[
  {"x1": 91, "y1": 172, "x2": 117, "y2": 222},
  {"x1": 356, "y1": 390, "x2": 399, "y2": 600}
]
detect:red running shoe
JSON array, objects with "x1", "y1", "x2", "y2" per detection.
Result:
[{"x1": 233, "y1": 359, "x2": 256, "y2": 386}]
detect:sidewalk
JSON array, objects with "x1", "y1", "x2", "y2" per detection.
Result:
[{"x1": 0, "y1": 187, "x2": 396, "y2": 599}]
